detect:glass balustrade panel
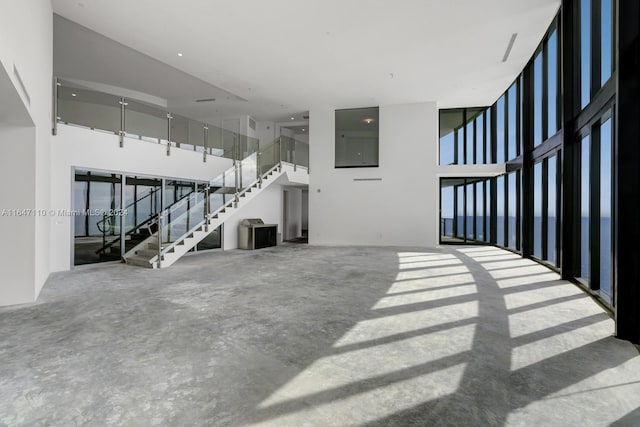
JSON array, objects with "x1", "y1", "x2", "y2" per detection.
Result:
[
  {"x1": 188, "y1": 120, "x2": 206, "y2": 153},
  {"x1": 240, "y1": 137, "x2": 259, "y2": 189},
  {"x1": 58, "y1": 86, "x2": 121, "y2": 134},
  {"x1": 258, "y1": 142, "x2": 278, "y2": 175},
  {"x1": 124, "y1": 100, "x2": 168, "y2": 143},
  {"x1": 207, "y1": 124, "x2": 224, "y2": 156},
  {"x1": 296, "y1": 140, "x2": 309, "y2": 168},
  {"x1": 170, "y1": 114, "x2": 189, "y2": 148}
]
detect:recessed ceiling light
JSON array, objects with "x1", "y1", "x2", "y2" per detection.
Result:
[
  {"x1": 71, "y1": 93, "x2": 77, "y2": 97},
  {"x1": 290, "y1": 117, "x2": 295, "y2": 120},
  {"x1": 363, "y1": 118, "x2": 375, "y2": 124},
  {"x1": 177, "y1": 52, "x2": 183, "y2": 57},
  {"x1": 302, "y1": 128, "x2": 306, "y2": 131}
]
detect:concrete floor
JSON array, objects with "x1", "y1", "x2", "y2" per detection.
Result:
[{"x1": 1, "y1": 245, "x2": 639, "y2": 426}]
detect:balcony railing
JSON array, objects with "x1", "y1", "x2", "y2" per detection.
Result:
[{"x1": 53, "y1": 78, "x2": 264, "y2": 161}]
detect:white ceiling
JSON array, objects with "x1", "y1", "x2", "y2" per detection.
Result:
[{"x1": 52, "y1": 0, "x2": 560, "y2": 122}]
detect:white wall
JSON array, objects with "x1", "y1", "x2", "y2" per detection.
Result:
[
  {"x1": 222, "y1": 184, "x2": 283, "y2": 249},
  {"x1": 256, "y1": 121, "x2": 276, "y2": 148},
  {"x1": 309, "y1": 103, "x2": 439, "y2": 247},
  {"x1": 0, "y1": 125, "x2": 37, "y2": 304},
  {"x1": 0, "y1": 0, "x2": 53, "y2": 305},
  {"x1": 294, "y1": 134, "x2": 309, "y2": 144},
  {"x1": 50, "y1": 124, "x2": 233, "y2": 272},
  {"x1": 280, "y1": 127, "x2": 295, "y2": 138}
]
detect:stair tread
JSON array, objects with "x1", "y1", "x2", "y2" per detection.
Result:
[{"x1": 123, "y1": 164, "x2": 293, "y2": 270}]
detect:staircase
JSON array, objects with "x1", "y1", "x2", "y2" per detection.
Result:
[{"x1": 124, "y1": 162, "x2": 291, "y2": 268}]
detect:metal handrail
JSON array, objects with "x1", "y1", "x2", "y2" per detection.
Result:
[
  {"x1": 157, "y1": 162, "x2": 282, "y2": 259},
  {"x1": 96, "y1": 187, "x2": 160, "y2": 233},
  {"x1": 96, "y1": 189, "x2": 195, "y2": 255},
  {"x1": 54, "y1": 78, "x2": 260, "y2": 158}
]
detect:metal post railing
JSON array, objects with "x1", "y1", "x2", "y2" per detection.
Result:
[
  {"x1": 52, "y1": 77, "x2": 59, "y2": 136},
  {"x1": 118, "y1": 97, "x2": 127, "y2": 147},
  {"x1": 293, "y1": 139, "x2": 297, "y2": 171},
  {"x1": 204, "y1": 185, "x2": 210, "y2": 231},
  {"x1": 257, "y1": 144, "x2": 262, "y2": 188},
  {"x1": 238, "y1": 135, "x2": 243, "y2": 189},
  {"x1": 203, "y1": 125, "x2": 209, "y2": 162},
  {"x1": 166, "y1": 113, "x2": 173, "y2": 156},
  {"x1": 233, "y1": 137, "x2": 240, "y2": 207},
  {"x1": 157, "y1": 212, "x2": 163, "y2": 268},
  {"x1": 278, "y1": 136, "x2": 282, "y2": 165}
]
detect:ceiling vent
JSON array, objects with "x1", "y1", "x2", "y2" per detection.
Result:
[
  {"x1": 196, "y1": 98, "x2": 216, "y2": 103},
  {"x1": 303, "y1": 115, "x2": 309, "y2": 119},
  {"x1": 502, "y1": 33, "x2": 518, "y2": 62},
  {"x1": 249, "y1": 117, "x2": 256, "y2": 130}
]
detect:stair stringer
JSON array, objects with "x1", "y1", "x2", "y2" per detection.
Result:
[{"x1": 123, "y1": 164, "x2": 288, "y2": 268}]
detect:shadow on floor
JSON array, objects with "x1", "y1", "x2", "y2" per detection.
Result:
[
  {"x1": 238, "y1": 246, "x2": 640, "y2": 426},
  {"x1": 1, "y1": 246, "x2": 639, "y2": 426}
]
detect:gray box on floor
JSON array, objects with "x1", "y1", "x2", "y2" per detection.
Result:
[{"x1": 238, "y1": 218, "x2": 278, "y2": 249}]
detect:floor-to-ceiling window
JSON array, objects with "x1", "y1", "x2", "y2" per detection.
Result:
[
  {"x1": 507, "y1": 172, "x2": 518, "y2": 250},
  {"x1": 74, "y1": 170, "x2": 122, "y2": 266},
  {"x1": 580, "y1": 0, "x2": 591, "y2": 108},
  {"x1": 580, "y1": 135, "x2": 591, "y2": 282},
  {"x1": 476, "y1": 181, "x2": 485, "y2": 241},
  {"x1": 496, "y1": 175, "x2": 505, "y2": 247},
  {"x1": 73, "y1": 169, "x2": 222, "y2": 266},
  {"x1": 533, "y1": 162, "x2": 543, "y2": 259},
  {"x1": 437, "y1": 3, "x2": 619, "y2": 312},
  {"x1": 533, "y1": 51, "x2": 544, "y2": 147},
  {"x1": 547, "y1": 155, "x2": 558, "y2": 265},
  {"x1": 440, "y1": 178, "x2": 492, "y2": 244},
  {"x1": 599, "y1": 115, "x2": 613, "y2": 300},
  {"x1": 456, "y1": 185, "x2": 465, "y2": 239},
  {"x1": 496, "y1": 96, "x2": 506, "y2": 164},
  {"x1": 574, "y1": 0, "x2": 616, "y2": 304}
]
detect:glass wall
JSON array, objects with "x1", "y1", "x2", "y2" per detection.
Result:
[
  {"x1": 439, "y1": 109, "x2": 489, "y2": 165},
  {"x1": 580, "y1": 0, "x2": 591, "y2": 108},
  {"x1": 439, "y1": 110, "x2": 458, "y2": 165},
  {"x1": 548, "y1": 28, "x2": 559, "y2": 136},
  {"x1": 436, "y1": 5, "x2": 619, "y2": 311},
  {"x1": 547, "y1": 156, "x2": 558, "y2": 265},
  {"x1": 533, "y1": 162, "x2": 543, "y2": 259},
  {"x1": 580, "y1": 135, "x2": 590, "y2": 281},
  {"x1": 440, "y1": 178, "x2": 492, "y2": 244},
  {"x1": 507, "y1": 84, "x2": 518, "y2": 160},
  {"x1": 466, "y1": 119, "x2": 474, "y2": 165},
  {"x1": 533, "y1": 52, "x2": 543, "y2": 147},
  {"x1": 496, "y1": 176, "x2": 505, "y2": 247},
  {"x1": 599, "y1": 116, "x2": 612, "y2": 299},
  {"x1": 466, "y1": 182, "x2": 475, "y2": 238},
  {"x1": 476, "y1": 113, "x2": 485, "y2": 164},
  {"x1": 441, "y1": 185, "x2": 454, "y2": 238},
  {"x1": 601, "y1": 0, "x2": 613, "y2": 85},
  {"x1": 507, "y1": 172, "x2": 518, "y2": 250},
  {"x1": 580, "y1": 0, "x2": 616, "y2": 111},
  {"x1": 496, "y1": 96, "x2": 506, "y2": 164},
  {"x1": 456, "y1": 186, "x2": 465, "y2": 239},
  {"x1": 485, "y1": 109, "x2": 492, "y2": 163},
  {"x1": 74, "y1": 170, "x2": 123, "y2": 266},
  {"x1": 73, "y1": 169, "x2": 222, "y2": 266},
  {"x1": 476, "y1": 181, "x2": 485, "y2": 241}
]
